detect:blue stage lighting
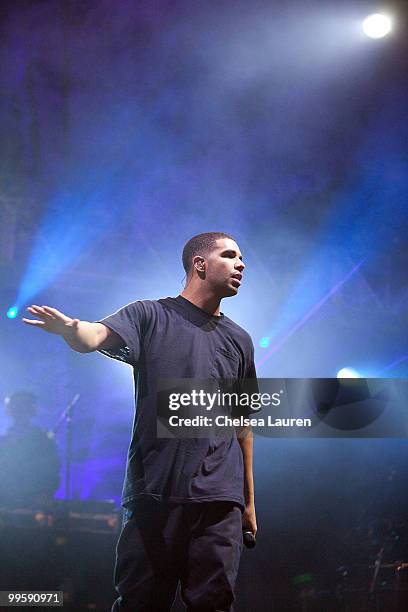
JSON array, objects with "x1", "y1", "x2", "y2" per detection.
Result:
[
  {"x1": 6, "y1": 306, "x2": 19, "y2": 319},
  {"x1": 259, "y1": 336, "x2": 270, "y2": 348},
  {"x1": 337, "y1": 367, "x2": 361, "y2": 379}
]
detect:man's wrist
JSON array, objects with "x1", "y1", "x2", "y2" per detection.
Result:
[
  {"x1": 61, "y1": 321, "x2": 78, "y2": 343},
  {"x1": 61, "y1": 320, "x2": 91, "y2": 352},
  {"x1": 61, "y1": 320, "x2": 75, "y2": 336}
]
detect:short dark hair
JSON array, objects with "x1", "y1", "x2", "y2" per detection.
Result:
[{"x1": 182, "y1": 232, "x2": 235, "y2": 276}]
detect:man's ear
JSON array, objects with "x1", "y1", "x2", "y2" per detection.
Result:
[{"x1": 193, "y1": 256, "x2": 205, "y2": 272}]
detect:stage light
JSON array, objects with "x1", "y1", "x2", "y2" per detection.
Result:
[
  {"x1": 362, "y1": 14, "x2": 392, "y2": 39},
  {"x1": 259, "y1": 336, "x2": 270, "y2": 349},
  {"x1": 337, "y1": 367, "x2": 361, "y2": 379},
  {"x1": 6, "y1": 306, "x2": 19, "y2": 319}
]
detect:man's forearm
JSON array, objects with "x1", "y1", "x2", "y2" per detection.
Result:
[
  {"x1": 237, "y1": 425, "x2": 255, "y2": 506},
  {"x1": 62, "y1": 321, "x2": 102, "y2": 353}
]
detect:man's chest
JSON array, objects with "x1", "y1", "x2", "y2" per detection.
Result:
[{"x1": 142, "y1": 317, "x2": 245, "y2": 379}]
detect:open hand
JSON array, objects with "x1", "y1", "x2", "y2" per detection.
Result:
[{"x1": 22, "y1": 305, "x2": 79, "y2": 336}]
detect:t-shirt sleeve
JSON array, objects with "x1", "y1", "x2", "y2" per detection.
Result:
[{"x1": 96, "y1": 301, "x2": 145, "y2": 365}]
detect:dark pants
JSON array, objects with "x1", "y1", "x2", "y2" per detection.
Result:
[{"x1": 111, "y1": 499, "x2": 243, "y2": 612}]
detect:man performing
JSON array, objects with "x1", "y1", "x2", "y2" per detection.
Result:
[{"x1": 23, "y1": 232, "x2": 257, "y2": 612}]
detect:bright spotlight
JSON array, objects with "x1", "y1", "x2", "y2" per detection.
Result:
[
  {"x1": 259, "y1": 336, "x2": 270, "y2": 349},
  {"x1": 6, "y1": 306, "x2": 19, "y2": 319},
  {"x1": 337, "y1": 367, "x2": 361, "y2": 379},
  {"x1": 362, "y1": 13, "x2": 392, "y2": 39}
]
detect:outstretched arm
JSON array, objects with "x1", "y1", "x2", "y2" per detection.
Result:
[{"x1": 23, "y1": 305, "x2": 124, "y2": 353}]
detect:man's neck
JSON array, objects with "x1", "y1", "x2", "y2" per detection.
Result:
[{"x1": 180, "y1": 287, "x2": 222, "y2": 317}]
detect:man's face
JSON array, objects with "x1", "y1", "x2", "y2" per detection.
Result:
[{"x1": 204, "y1": 238, "x2": 245, "y2": 297}]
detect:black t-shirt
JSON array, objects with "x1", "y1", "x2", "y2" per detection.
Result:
[{"x1": 98, "y1": 295, "x2": 257, "y2": 511}]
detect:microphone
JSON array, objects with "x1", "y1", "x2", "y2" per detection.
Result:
[{"x1": 243, "y1": 530, "x2": 256, "y2": 549}]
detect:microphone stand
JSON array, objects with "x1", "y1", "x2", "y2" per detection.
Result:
[{"x1": 49, "y1": 393, "x2": 80, "y2": 502}]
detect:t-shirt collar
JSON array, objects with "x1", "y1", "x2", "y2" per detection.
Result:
[{"x1": 176, "y1": 295, "x2": 224, "y2": 320}]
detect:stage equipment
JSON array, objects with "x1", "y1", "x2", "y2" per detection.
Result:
[{"x1": 0, "y1": 500, "x2": 120, "y2": 611}]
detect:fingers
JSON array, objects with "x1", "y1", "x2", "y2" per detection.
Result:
[
  {"x1": 25, "y1": 307, "x2": 48, "y2": 321},
  {"x1": 42, "y1": 306, "x2": 64, "y2": 318},
  {"x1": 24, "y1": 305, "x2": 73, "y2": 332},
  {"x1": 27, "y1": 305, "x2": 49, "y2": 314},
  {"x1": 26, "y1": 305, "x2": 62, "y2": 319},
  {"x1": 22, "y1": 318, "x2": 45, "y2": 327}
]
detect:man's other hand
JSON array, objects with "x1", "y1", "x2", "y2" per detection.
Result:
[{"x1": 242, "y1": 502, "x2": 257, "y2": 537}]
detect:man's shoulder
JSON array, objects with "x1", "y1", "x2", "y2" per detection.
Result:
[
  {"x1": 115, "y1": 297, "x2": 180, "y2": 325},
  {"x1": 120, "y1": 297, "x2": 171, "y2": 313}
]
